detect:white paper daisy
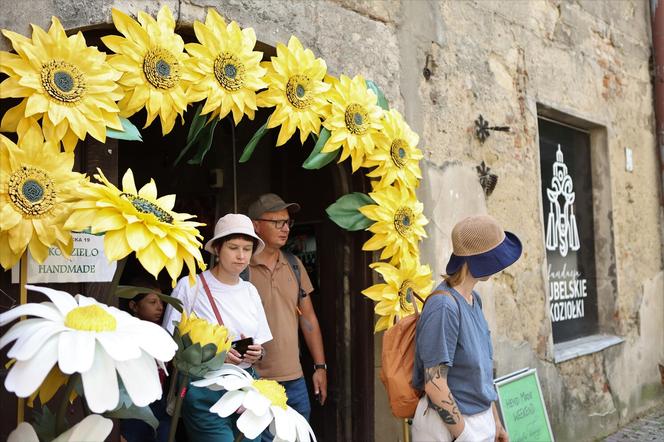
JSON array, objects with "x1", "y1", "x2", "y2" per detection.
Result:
[
  {"x1": 8, "y1": 414, "x2": 113, "y2": 442},
  {"x1": 192, "y1": 364, "x2": 316, "y2": 442},
  {"x1": 0, "y1": 285, "x2": 177, "y2": 413}
]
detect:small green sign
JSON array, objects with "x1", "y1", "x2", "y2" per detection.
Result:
[{"x1": 495, "y1": 368, "x2": 554, "y2": 442}]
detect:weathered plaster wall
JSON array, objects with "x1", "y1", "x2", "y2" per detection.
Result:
[{"x1": 1, "y1": 1, "x2": 662, "y2": 441}]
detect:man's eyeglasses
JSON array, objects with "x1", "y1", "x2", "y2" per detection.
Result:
[{"x1": 256, "y1": 218, "x2": 295, "y2": 229}]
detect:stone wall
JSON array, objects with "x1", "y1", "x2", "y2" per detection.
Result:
[{"x1": 1, "y1": 1, "x2": 662, "y2": 441}]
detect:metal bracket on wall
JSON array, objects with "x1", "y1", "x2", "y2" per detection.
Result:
[
  {"x1": 476, "y1": 160, "x2": 498, "y2": 197},
  {"x1": 474, "y1": 114, "x2": 510, "y2": 143}
]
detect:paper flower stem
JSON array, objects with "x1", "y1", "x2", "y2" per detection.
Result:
[
  {"x1": 56, "y1": 373, "x2": 80, "y2": 435},
  {"x1": 104, "y1": 256, "x2": 127, "y2": 305},
  {"x1": 167, "y1": 373, "x2": 189, "y2": 442},
  {"x1": 16, "y1": 252, "x2": 28, "y2": 425}
]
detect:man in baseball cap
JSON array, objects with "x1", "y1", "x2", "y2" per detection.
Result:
[{"x1": 246, "y1": 193, "x2": 327, "y2": 429}]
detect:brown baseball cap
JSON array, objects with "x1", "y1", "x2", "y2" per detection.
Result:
[{"x1": 247, "y1": 193, "x2": 301, "y2": 219}]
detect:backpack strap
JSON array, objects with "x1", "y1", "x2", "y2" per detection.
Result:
[
  {"x1": 283, "y1": 250, "x2": 306, "y2": 301},
  {"x1": 199, "y1": 273, "x2": 224, "y2": 326}
]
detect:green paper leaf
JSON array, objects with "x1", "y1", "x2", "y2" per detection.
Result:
[
  {"x1": 106, "y1": 403, "x2": 159, "y2": 430},
  {"x1": 326, "y1": 192, "x2": 376, "y2": 231},
  {"x1": 302, "y1": 127, "x2": 339, "y2": 170},
  {"x1": 239, "y1": 122, "x2": 268, "y2": 163},
  {"x1": 116, "y1": 285, "x2": 183, "y2": 312},
  {"x1": 201, "y1": 343, "x2": 218, "y2": 362},
  {"x1": 33, "y1": 405, "x2": 58, "y2": 442},
  {"x1": 365, "y1": 79, "x2": 389, "y2": 110},
  {"x1": 106, "y1": 117, "x2": 143, "y2": 141},
  {"x1": 174, "y1": 104, "x2": 208, "y2": 165},
  {"x1": 187, "y1": 118, "x2": 219, "y2": 165}
]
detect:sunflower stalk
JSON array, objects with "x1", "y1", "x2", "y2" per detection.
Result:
[
  {"x1": 55, "y1": 374, "x2": 80, "y2": 435},
  {"x1": 104, "y1": 256, "x2": 127, "y2": 305},
  {"x1": 167, "y1": 373, "x2": 189, "y2": 442}
]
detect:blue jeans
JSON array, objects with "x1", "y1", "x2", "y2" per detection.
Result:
[{"x1": 261, "y1": 377, "x2": 310, "y2": 442}]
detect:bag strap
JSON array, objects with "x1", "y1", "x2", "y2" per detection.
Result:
[
  {"x1": 411, "y1": 288, "x2": 451, "y2": 315},
  {"x1": 283, "y1": 251, "x2": 306, "y2": 301},
  {"x1": 199, "y1": 273, "x2": 224, "y2": 326}
]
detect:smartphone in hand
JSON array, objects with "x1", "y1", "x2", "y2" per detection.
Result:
[{"x1": 231, "y1": 337, "x2": 254, "y2": 357}]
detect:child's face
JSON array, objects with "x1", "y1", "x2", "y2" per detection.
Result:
[{"x1": 131, "y1": 292, "x2": 164, "y2": 323}]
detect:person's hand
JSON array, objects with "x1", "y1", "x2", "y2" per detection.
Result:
[
  {"x1": 242, "y1": 344, "x2": 263, "y2": 365},
  {"x1": 225, "y1": 348, "x2": 243, "y2": 365},
  {"x1": 495, "y1": 424, "x2": 509, "y2": 442},
  {"x1": 312, "y1": 368, "x2": 327, "y2": 405}
]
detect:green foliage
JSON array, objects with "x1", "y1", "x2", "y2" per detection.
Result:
[
  {"x1": 326, "y1": 192, "x2": 375, "y2": 231},
  {"x1": 116, "y1": 285, "x2": 184, "y2": 312},
  {"x1": 239, "y1": 122, "x2": 268, "y2": 163},
  {"x1": 106, "y1": 117, "x2": 143, "y2": 141},
  {"x1": 302, "y1": 127, "x2": 339, "y2": 170},
  {"x1": 365, "y1": 79, "x2": 389, "y2": 110},
  {"x1": 33, "y1": 405, "x2": 58, "y2": 442}
]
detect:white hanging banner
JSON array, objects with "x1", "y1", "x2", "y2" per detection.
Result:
[{"x1": 11, "y1": 232, "x2": 117, "y2": 283}]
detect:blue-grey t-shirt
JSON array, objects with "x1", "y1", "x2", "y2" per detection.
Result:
[{"x1": 412, "y1": 283, "x2": 497, "y2": 415}]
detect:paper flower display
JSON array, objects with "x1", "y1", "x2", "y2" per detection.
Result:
[
  {"x1": 321, "y1": 74, "x2": 384, "y2": 171},
  {"x1": 0, "y1": 17, "x2": 123, "y2": 151},
  {"x1": 362, "y1": 260, "x2": 434, "y2": 332},
  {"x1": 102, "y1": 6, "x2": 192, "y2": 135},
  {"x1": 64, "y1": 168, "x2": 206, "y2": 286},
  {"x1": 0, "y1": 285, "x2": 177, "y2": 413},
  {"x1": 184, "y1": 9, "x2": 267, "y2": 125},
  {"x1": 256, "y1": 36, "x2": 330, "y2": 145},
  {"x1": 0, "y1": 131, "x2": 85, "y2": 270},
  {"x1": 359, "y1": 184, "x2": 428, "y2": 266},
  {"x1": 364, "y1": 109, "x2": 423, "y2": 191},
  {"x1": 8, "y1": 414, "x2": 113, "y2": 442},
  {"x1": 192, "y1": 364, "x2": 316, "y2": 442},
  {"x1": 171, "y1": 311, "x2": 232, "y2": 377}
]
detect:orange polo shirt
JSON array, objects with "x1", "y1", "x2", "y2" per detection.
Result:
[{"x1": 249, "y1": 250, "x2": 314, "y2": 381}]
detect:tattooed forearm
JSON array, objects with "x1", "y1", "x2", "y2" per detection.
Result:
[
  {"x1": 427, "y1": 396, "x2": 460, "y2": 425},
  {"x1": 424, "y1": 364, "x2": 449, "y2": 388}
]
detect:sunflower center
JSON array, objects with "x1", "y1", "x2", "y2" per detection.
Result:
[
  {"x1": 214, "y1": 53, "x2": 245, "y2": 91},
  {"x1": 390, "y1": 139, "x2": 409, "y2": 168},
  {"x1": 143, "y1": 47, "x2": 180, "y2": 89},
  {"x1": 64, "y1": 305, "x2": 117, "y2": 332},
  {"x1": 40, "y1": 60, "x2": 85, "y2": 104},
  {"x1": 394, "y1": 207, "x2": 414, "y2": 237},
  {"x1": 8, "y1": 167, "x2": 56, "y2": 217},
  {"x1": 399, "y1": 282, "x2": 415, "y2": 311},
  {"x1": 121, "y1": 193, "x2": 174, "y2": 223},
  {"x1": 286, "y1": 75, "x2": 312, "y2": 109},
  {"x1": 344, "y1": 104, "x2": 369, "y2": 135},
  {"x1": 251, "y1": 379, "x2": 288, "y2": 410}
]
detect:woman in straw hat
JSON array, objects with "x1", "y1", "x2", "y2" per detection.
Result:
[
  {"x1": 162, "y1": 213, "x2": 272, "y2": 441},
  {"x1": 411, "y1": 215, "x2": 522, "y2": 442}
]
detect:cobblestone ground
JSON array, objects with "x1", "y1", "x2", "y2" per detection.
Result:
[{"x1": 604, "y1": 408, "x2": 664, "y2": 442}]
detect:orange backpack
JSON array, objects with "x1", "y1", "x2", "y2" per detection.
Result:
[{"x1": 379, "y1": 290, "x2": 451, "y2": 418}]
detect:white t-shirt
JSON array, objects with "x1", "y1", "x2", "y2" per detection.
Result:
[{"x1": 163, "y1": 270, "x2": 273, "y2": 369}]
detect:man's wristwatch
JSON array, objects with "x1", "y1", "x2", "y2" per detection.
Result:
[{"x1": 313, "y1": 363, "x2": 327, "y2": 371}]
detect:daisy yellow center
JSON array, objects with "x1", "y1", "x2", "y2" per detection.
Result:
[
  {"x1": 8, "y1": 167, "x2": 56, "y2": 217},
  {"x1": 40, "y1": 60, "x2": 86, "y2": 104},
  {"x1": 399, "y1": 282, "x2": 415, "y2": 311},
  {"x1": 286, "y1": 75, "x2": 312, "y2": 109},
  {"x1": 252, "y1": 379, "x2": 288, "y2": 410},
  {"x1": 344, "y1": 104, "x2": 369, "y2": 135},
  {"x1": 64, "y1": 305, "x2": 117, "y2": 332},
  {"x1": 390, "y1": 139, "x2": 409, "y2": 168},
  {"x1": 394, "y1": 207, "x2": 414, "y2": 237},
  {"x1": 121, "y1": 193, "x2": 174, "y2": 223},
  {"x1": 214, "y1": 53, "x2": 245, "y2": 91},
  {"x1": 143, "y1": 47, "x2": 180, "y2": 89}
]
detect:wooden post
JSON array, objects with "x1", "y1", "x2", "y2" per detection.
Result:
[{"x1": 16, "y1": 252, "x2": 28, "y2": 425}]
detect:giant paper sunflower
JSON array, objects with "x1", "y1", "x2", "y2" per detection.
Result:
[
  {"x1": 64, "y1": 168, "x2": 205, "y2": 286},
  {"x1": 256, "y1": 36, "x2": 330, "y2": 146},
  {"x1": 102, "y1": 6, "x2": 191, "y2": 135},
  {"x1": 184, "y1": 9, "x2": 266, "y2": 125},
  {"x1": 364, "y1": 109, "x2": 423, "y2": 191},
  {"x1": 359, "y1": 183, "x2": 428, "y2": 265},
  {"x1": 321, "y1": 74, "x2": 384, "y2": 171},
  {"x1": 0, "y1": 17, "x2": 123, "y2": 152},
  {"x1": 0, "y1": 131, "x2": 84, "y2": 270},
  {"x1": 362, "y1": 260, "x2": 434, "y2": 332}
]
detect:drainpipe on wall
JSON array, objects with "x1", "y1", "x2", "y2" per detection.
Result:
[{"x1": 653, "y1": 0, "x2": 664, "y2": 206}]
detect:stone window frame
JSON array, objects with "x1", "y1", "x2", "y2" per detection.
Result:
[{"x1": 536, "y1": 103, "x2": 624, "y2": 363}]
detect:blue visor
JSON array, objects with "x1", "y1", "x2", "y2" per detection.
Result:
[{"x1": 445, "y1": 231, "x2": 522, "y2": 278}]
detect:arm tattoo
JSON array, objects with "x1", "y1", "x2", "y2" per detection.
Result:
[
  {"x1": 424, "y1": 364, "x2": 449, "y2": 389},
  {"x1": 424, "y1": 365, "x2": 461, "y2": 425},
  {"x1": 300, "y1": 317, "x2": 314, "y2": 333}
]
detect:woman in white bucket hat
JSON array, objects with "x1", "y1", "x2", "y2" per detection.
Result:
[{"x1": 162, "y1": 214, "x2": 272, "y2": 441}]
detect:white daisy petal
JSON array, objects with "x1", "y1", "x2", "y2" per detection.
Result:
[
  {"x1": 8, "y1": 323, "x2": 66, "y2": 361},
  {"x1": 0, "y1": 318, "x2": 51, "y2": 351},
  {"x1": 26, "y1": 284, "x2": 77, "y2": 316},
  {"x1": 8, "y1": 422, "x2": 39, "y2": 442},
  {"x1": 0, "y1": 303, "x2": 62, "y2": 325},
  {"x1": 81, "y1": 343, "x2": 119, "y2": 413},
  {"x1": 53, "y1": 414, "x2": 113, "y2": 442},
  {"x1": 209, "y1": 389, "x2": 245, "y2": 417},
  {"x1": 237, "y1": 408, "x2": 274, "y2": 439},
  {"x1": 273, "y1": 406, "x2": 296, "y2": 442},
  {"x1": 122, "y1": 320, "x2": 177, "y2": 361},
  {"x1": 74, "y1": 294, "x2": 98, "y2": 307},
  {"x1": 116, "y1": 351, "x2": 162, "y2": 407},
  {"x1": 5, "y1": 335, "x2": 59, "y2": 397},
  {"x1": 57, "y1": 330, "x2": 96, "y2": 374},
  {"x1": 291, "y1": 407, "x2": 316, "y2": 442},
  {"x1": 96, "y1": 332, "x2": 142, "y2": 361},
  {"x1": 243, "y1": 388, "x2": 271, "y2": 417}
]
